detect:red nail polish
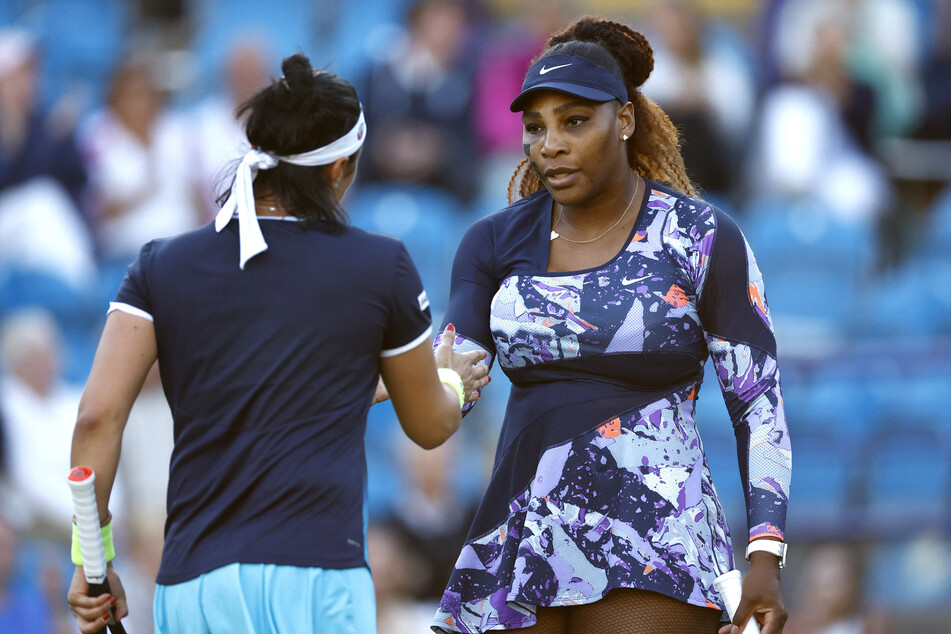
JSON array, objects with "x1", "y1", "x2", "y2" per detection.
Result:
[
  {"x1": 103, "y1": 614, "x2": 111, "y2": 621},
  {"x1": 110, "y1": 597, "x2": 117, "y2": 606},
  {"x1": 487, "y1": 376, "x2": 492, "y2": 382}
]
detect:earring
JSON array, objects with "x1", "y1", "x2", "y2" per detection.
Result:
[{"x1": 622, "y1": 134, "x2": 629, "y2": 141}]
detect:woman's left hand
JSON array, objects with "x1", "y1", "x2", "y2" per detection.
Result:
[
  {"x1": 718, "y1": 551, "x2": 787, "y2": 634},
  {"x1": 66, "y1": 563, "x2": 128, "y2": 633}
]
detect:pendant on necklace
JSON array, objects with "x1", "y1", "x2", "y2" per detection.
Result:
[{"x1": 550, "y1": 230, "x2": 559, "y2": 241}]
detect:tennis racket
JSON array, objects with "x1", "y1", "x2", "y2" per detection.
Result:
[{"x1": 67, "y1": 466, "x2": 127, "y2": 634}]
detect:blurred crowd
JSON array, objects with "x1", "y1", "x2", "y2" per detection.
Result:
[{"x1": 1, "y1": 0, "x2": 950, "y2": 632}]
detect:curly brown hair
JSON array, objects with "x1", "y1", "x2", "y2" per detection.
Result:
[{"x1": 507, "y1": 16, "x2": 697, "y2": 204}]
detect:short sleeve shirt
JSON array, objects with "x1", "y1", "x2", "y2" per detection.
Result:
[{"x1": 113, "y1": 218, "x2": 431, "y2": 584}]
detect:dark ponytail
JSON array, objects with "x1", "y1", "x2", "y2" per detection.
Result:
[
  {"x1": 217, "y1": 53, "x2": 362, "y2": 229},
  {"x1": 507, "y1": 17, "x2": 697, "y2": 203}
]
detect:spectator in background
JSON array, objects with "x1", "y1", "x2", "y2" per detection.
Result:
[
  {"x1": 0, "y1": 28, "x2": 87, "y2": 207},
  {"x1": 785, "y1": 544, "x2": 891, "y2": 634},
  {"x1": 771, "y1": 0, "x2": 923, "y2": 140},
  {"x1": 358, "y1": 0, "x2": 478, "y2": 203},
  {"x1": 367, "y1": 523, "x2": 433, "y2": 634},
  {"x1": 382, "y1": 435, "x2": 476, "y2": 602},
  {"x1": 472, "y1": 0, "x2": 571, "y2": 209},
  {"x1": 80, "y1": 57, "x2": 203, "y2": 261},
  {"x1": 0, "y1": 308, "x2": 96, "y2": 540},
  {"x1": 0, "y1": 514, "x2": 72, "y2": 633},
  {"x1": 747, "y1": 1, "x2": 890, "y2": 224},
  {"x1": 192, "y1": 40, "x2": 270, "y2": 218},
  {"x1": 0, "y1": 28, "x2": 96, "y2": 290},
  {"x1": 643, "y1": 1, "x2": 755, "y2": 197},
  {"x1": 915, "y1": 0, "x2": 951, "y2": 140}
]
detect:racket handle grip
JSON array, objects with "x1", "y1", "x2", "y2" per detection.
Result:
[
  {"x1": 87, "y1": 580, "x2": 127, "y2": 634},
  {"x1": 67, "y1": 467, "x2": 107, "y2": 584},
  {"x1": 713, "y1": 570, "x2": 761, "y2": 634}
]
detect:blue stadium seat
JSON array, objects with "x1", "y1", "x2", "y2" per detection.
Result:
[
  {"x1": 852, "y1": 256, "x2": 951, "y2": 338},
  {"x1": 925, "y1": 184, "x2": 951, "y2": 247},
  {"x1": 861, "y1": 427, "x2": 951, "y2": 535},
  {"x1": 742, "y1": 197, "x2": 877, "y2": 339},
  {"x1": 346, "y1": 183, "x2": 464, "y2": 312},
  {"x1": 786, "y1": 431, "x2": 858, "y2": 538},
  {"x1": 0, "y1": 2, "x2": 17, "y2": 26},
  {"x1": 798, "y1": 368, "x2": 873, "y2": 438},
  {"x1": 20, "y1": 0, "x2": 127, "y2": 109}
]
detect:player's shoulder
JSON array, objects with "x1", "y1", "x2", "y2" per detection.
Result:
[
  {"x1": 647, "y1": 180, "x2": 740, "y2": 243},
  {"x1": 343, "y1": 223, "x2": 411, "y2": 259},
  {"x1": 462, "y1": 189, "x2": 550, "y2": 249}
]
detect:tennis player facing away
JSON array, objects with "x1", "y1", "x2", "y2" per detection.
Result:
[{"x1": 66, "y1": 53, "x2": 488, "y2": 634}]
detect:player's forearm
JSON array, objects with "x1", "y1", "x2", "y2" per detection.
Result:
[{"x1": 71, "y1": 406, "x2": 123, "y2": 525}]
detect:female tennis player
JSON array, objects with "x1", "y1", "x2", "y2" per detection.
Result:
[
  {"x1": 66, "y1": 53, "x2": 488, "y2": 634},
  {"x1": 431, "y1": 17, "x2": 790, "y2": 634}
]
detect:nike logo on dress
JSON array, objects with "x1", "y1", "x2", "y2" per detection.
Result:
[
  {"x1": 539, "y1": 63, "x2": 572, "y2": 75},
  {"x1": 621, "y1": 275, "x2": 650, "y2": 285}
]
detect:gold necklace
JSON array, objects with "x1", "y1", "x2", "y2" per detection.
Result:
[{"x1": 550, "y1": 176, "x2": 642, "y2": 243}]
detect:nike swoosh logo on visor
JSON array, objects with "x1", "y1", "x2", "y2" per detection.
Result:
[{"x1": 539, "y1": 63, "x2": 572, "y2": 75}]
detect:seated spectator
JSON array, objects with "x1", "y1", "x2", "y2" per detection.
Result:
[
  {"x1": 358, "y1": 0, "x2": 477, "y2": 203},
  {"x1": 747, "y1": 3, "x2": 890, "y2": 224},
  {"x1": 0, "y1": 28, "x2": 87, "y2": 208},
  {"x1": 786, "y1": 543, "x2": 892, "y2": 634},
  {"x1": 644, "y1": 0, "x2": 755, "y2": 195},
  {"x1": 367, "y1": 523, "x2": 433, "y2": 634},
  {"x1": 80, "y1": 57, "x2": 203, "y2": 260},
  {"x1": 915, "y1": 0, "x2": 951, "y2": 140},
  {"x1": 0, "y1": 308, "x2": 82, "y2": 540},
  {"x1": 471, "y1": 0, "x2": 570, "y2": 209},
  {"x1": 380, "y1": 434, "x2": 476, "y2": 602},
  {"x1": 191, "y1": 39, "x2": 270, "y2": 218},
  {"x1": 0, "y1": 28, "x2": 95, "y2": 290},
  {"x1": 0, "y1": 514, "x2": 72, "y2": 633}
]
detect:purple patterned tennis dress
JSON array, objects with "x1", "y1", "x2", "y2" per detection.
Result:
[{"x1": 432, "y1": 182, "x2": 791, "y2": 632}]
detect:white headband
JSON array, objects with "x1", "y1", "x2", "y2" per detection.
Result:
[{"x1": 215, "y1": 110, "x2": 367, "y2": 269}]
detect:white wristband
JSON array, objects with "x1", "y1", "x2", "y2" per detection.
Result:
[{"x1": 437, "y1": 368, "x2": 465, "y2": 409}]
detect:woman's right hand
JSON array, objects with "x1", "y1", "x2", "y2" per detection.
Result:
[
  {"x1": 434, "y1": 324, "x2": 489, "y2": 403},
  {"x1": 67, "y1": 564, "x2": 128, "y2": 633}
]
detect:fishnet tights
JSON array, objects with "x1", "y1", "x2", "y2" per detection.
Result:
[{"x1": 528, "y1": 588, "x2": 722, "y2": 634}]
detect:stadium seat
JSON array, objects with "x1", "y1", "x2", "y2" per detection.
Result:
[
  {"x1": 852, "y1": 256, "x2": 951, "y2": 338},
  {"x1": 925, "y1": 184, "x2": 951, "y2": 247},
  {"x1": 19, "y1": 0, "x2": 127, "y2": 109},
  {"x1": 785, "y1": 431, "x2": 858, "y2": 538},
  {"x1": 742, "y1": 196, "x2": 877, "y2": 342},
  {"x1": 861, "y1": 427, "x2": 951, "y2": 535}
]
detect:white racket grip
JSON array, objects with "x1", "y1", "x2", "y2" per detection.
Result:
[
  {"x1": 67, "y1": 467, "x2": 107, "y2": 584},
  {"x1": 714, "y1": 570, "x2": 760, "y2": 634}
]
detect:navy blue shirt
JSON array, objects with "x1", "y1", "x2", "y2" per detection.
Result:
[{"x1": 113, "y1": 217, "x2": 432, "y2": 584}]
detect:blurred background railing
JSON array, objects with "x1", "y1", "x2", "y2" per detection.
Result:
[{"x1": 1, "y1": 0, "x2": 949, "y2": 632}]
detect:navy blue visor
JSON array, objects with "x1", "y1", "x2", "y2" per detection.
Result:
[{"x1": 510, "y1": 54, "x2": 629, "y2": 112}]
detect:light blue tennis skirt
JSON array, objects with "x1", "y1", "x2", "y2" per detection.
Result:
[{"x1": 153, "y1": 563, "x2": 376, "y2": 633}]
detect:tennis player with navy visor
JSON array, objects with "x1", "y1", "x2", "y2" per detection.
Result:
[{"x1": 66, "y1": 54, "x2": 488, "y2": 634}]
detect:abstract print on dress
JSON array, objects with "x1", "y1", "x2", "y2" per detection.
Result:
[{"x1": 432, "y1": 184, "x2": 790, "y2": 632}]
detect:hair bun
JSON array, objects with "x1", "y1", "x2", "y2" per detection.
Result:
[
  {"x1": 547, "y1": 16, "x2": 655, "y2": 89},
  {"x1": 281, "y1": 53, "x2": 314, "y2": 92}
]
